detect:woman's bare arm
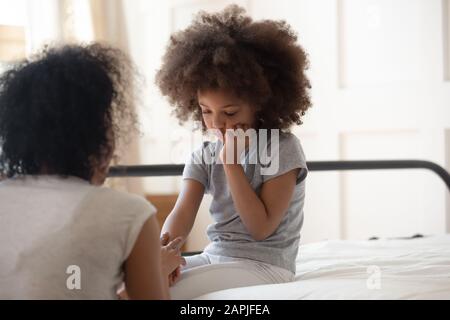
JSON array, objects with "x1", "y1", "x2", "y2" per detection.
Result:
[{"x1": 124, "y1": 215, "x2": 169, "y2": 299}]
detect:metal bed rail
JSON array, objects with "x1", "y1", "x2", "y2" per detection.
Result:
[
  {"x1": 109, "y1": 160, "x2": 450, "y2": 254},
  {"x1": 109, "y1": 160, "x2": 450, "y2": 191}
]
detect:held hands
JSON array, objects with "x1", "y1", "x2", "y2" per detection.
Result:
[
  {"x1": 160, "y1": 232, "x2": 186, "y2": 287},
  {"x1": 116, "y1": 233, "x2": 186, "y2": 299},
  {"x1": 219, "y1": 124, "x2": 251, "y2": 165}
]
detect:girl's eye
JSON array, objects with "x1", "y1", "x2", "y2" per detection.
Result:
[
  {"x1": 225, "y1": 112, "x2": 237, "y2": 116},
  {"x1": 201, "y1": 110, "x2": 211, "y2": 114}
]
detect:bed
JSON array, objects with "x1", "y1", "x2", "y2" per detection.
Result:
[
  {"x1": 109, "y1": 159, "x2": 450, "y2": 300},
  {"x1": 193, "y1": 234, "x2": 450, "y2": 299}
]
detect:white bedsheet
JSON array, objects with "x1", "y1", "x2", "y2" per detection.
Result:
[{"x1": 195, "y1": 235, "x2": 450, "y2": 300}]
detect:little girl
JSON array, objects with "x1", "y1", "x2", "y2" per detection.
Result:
[
  {"x1": 156, "y1": 5, "x2": 311, "y2": 299},
  {"x1": 0, "y1": 44, "x2": 184, "y2": 299}
]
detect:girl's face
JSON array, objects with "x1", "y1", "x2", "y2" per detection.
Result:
[{"x1": 197, "y1": 88, "x2": 256, "y2": 140}]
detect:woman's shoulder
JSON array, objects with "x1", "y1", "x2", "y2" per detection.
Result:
[{"x1": 91, "y1": 187, "x2": 156, "y2": 213}]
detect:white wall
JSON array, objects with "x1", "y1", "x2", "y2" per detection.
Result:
[
  {"x1": 1, "y1": 0, "x2": 448, "y2": 249},
  {"x1": 124, "y1": 0, "x2": 450, "y2": 248}
]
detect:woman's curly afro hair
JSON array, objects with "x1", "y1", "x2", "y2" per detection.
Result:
[
  {"x1": 0, "y1": 43, "x2": 138, "y2": 180},
  {"x1": 156, "y1": 5, "x2": 311, "y2": 131}
]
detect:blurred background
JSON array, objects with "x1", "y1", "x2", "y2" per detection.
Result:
[{"x1": 1, "y1": 0, "x2": 449, "y2": 251}]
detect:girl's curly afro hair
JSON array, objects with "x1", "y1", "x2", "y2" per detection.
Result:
[
  {"x1": 0, "y1": 43, "x2": 138, "y2": 180},
  {"x1": 156, "y1": 4, "x2": 312, "y2": 131}
]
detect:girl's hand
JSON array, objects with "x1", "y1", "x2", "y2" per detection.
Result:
[{"x1": 219, "y1": 125, "x2": 251, "y2": 165}]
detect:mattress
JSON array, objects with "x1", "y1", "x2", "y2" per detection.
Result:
[{"x1": 194, "y1": 234, "x2": 450, "y2": 300}]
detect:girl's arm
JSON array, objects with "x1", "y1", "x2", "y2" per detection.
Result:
[
  {"x1": 223, "y1": 164, "x2": 300, "y2": 241},
  {"x1": 124, "y1": 215, "x2": 169, "y2": 299},
  {"x1": 161, "y1": 179, "x2": 205, "y2": 245}
]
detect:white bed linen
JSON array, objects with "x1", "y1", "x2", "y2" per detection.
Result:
[{"x1": 194, "y1": 235, "x2": 450, "y2": 300}]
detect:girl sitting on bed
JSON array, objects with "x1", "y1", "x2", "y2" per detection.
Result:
[
  {"x1": 155, "y1": 5, "x2": 311, "y2": 299},
  {"x1": 0, "y1": 44, "x2": 184, "y2": 299}
]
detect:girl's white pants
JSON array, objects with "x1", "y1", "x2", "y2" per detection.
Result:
[{"x1": 170, "y1": 252, "x2": 294, "y2": 300}]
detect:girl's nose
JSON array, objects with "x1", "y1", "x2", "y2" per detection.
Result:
[{"x1": 212, "y1": 115, "x2": 225, "y2": 129}]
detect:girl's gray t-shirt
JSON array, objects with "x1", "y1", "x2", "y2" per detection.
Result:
[{"x1": 182, "y1": 132, "x2": 307, "y2": 273}]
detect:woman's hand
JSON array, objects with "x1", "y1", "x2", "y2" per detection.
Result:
[
  {"x1": 117, "y1": 283, "x2": 129, "y2": 300},
  {"x1": 160, "y1": 232, "x2": 186, "y2": 286}
]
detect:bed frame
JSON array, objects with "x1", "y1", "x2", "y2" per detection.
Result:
[
  {"x1": 108, "y1": 160, "x2": 450, "y2": 254},
  {"x1": 109, "y1": 160, "x2": 450, "y2": 191}
]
